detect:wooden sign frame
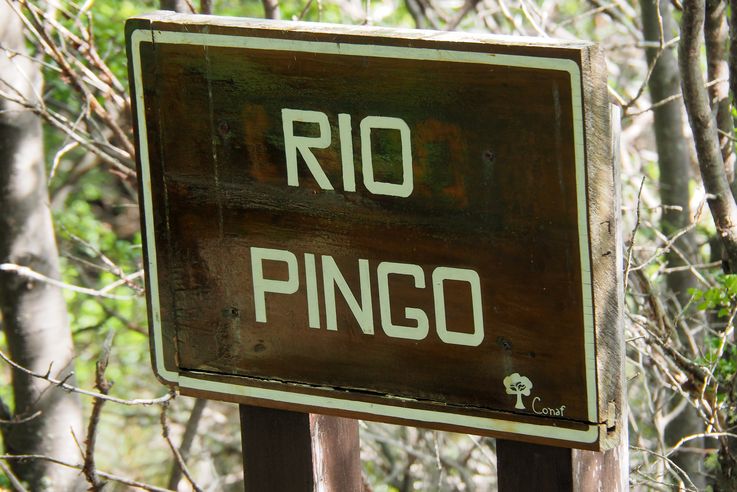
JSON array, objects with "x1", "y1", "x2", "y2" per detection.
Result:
[{"x1": 126, "y1": 12, "x2": 622, "y2": 451}]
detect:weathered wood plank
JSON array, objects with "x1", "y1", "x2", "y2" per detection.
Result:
[
  {"x1": 498, "y1": 435, "x2": 629, "y2": 492},
  {"x1": 309, "y1": 414, "x2": 362, "y2": 490},
  {"x1": 239, "y1": 406, "x2": 362, "y2": 491},
  {"x1": 240, "y1": 405, "x2": 314, "y2": 491},
  {"x1": 127, "y1": 13, "x2": 619, "y2": 449},
  {"x1": 497, "y1": 440, "x2": 573, "y2": 491}
]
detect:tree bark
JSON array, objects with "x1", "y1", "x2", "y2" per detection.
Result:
[
  {"x1": 160, "y1": 0, "x2": 192, "y2": 13},
  {"x1": 261, "y1": 0, "x2": 281, "y2": 20},
  {"x1": 680, "y1": 1, "x2": 737, "y2": 488},
  {"x1": 642, "y1": 0, "x2": 695, "y2": 288},
  {"x1": 705, "y1": 0, "x2": 734, "y2": 183},
  {"x1": 0, "y1": 4, "x2": 83, "y2": 491},
  {"x1": 642, "y1": 0, "x2": 698, "y2": 300},
  {"x1": 680, "y1": 0, "x2": 737, "y2": 272}
]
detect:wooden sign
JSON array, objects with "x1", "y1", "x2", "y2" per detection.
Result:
[{"x1": 126, "y1": 12, "x2": 622, "y2": 450}]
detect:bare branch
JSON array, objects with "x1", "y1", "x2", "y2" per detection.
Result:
[
  {"x1": 0, "y1": 263, "x2": 137, "y2": 300},
  {"x1": 0, "y1": 455, "x2": 174, "y2": 492},
  {"x1": 630, "y1": 446, "x2": 699, "y2": 492},
  {"x1": 160, "y1": 403, "x2": 204, "y2": 492},
  {"x1": 0, "y1": 347, "x2": 174, "y2": 407},
  {"x1": 168, "y1": 398, "x2": 207, "y2": 490},
  {"x1": 0, "y1": 410, "x2": 42, "y2": 425},
  {"x1": 0, "y1": 460, "x2": 28, "y2": 492},
  {"x1": 624, "y1": 176, "x2": 647, "y2": 291},
  {"x1": 82, "y1": 331, "x2": 114, "y2": 491},
  {"x1": 445, "y1": 0, "x2": 482, "y2": 31}
]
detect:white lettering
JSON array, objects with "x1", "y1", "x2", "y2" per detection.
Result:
[
  {"x1": 304, "y1": 253, "x2": 320, "y2": 328},
  {"x1": 322, "y1": 256, "x2": 374, "y2": 334},
  {"x1": 377, "y1": 261, "x2": 429, "y2": 340},
  {"x1": 532, "y1": 396, "x2": 541, "y2": 414},
  {"x1": 281, "y1": 109, "x2": 413, "y2": 197},
  {"x1": 251, "y1": 247, "x2": 299, "y2": 323},
  {"x1": 249, "y1": 246, "x2": 486, "y2": 347},
  {"x1": 532, "y1": 397, "x2": 566, "y2": 417},
  {"x1": 360, "y1": 116, "x2": 413, "y2": 197},
  {"x1": 338, "y1": 113, "x2": 356, "y2": 192},
  {"x1": 432, "y1": 267, "x2": 484, "y2": 346},
  {"x1": 282, "y1": 108, "x2": 333, "y2": 189}
]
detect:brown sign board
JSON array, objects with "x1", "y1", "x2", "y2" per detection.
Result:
[{"x1": 126, "y1": 12, "x2": 622, "y2": 450}]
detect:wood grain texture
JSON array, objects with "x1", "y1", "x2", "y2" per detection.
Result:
[
  {"x1": 240, "y1": 405, "x2": 314, "y2": 491},
  {"x1": 309, "y1": 414, "x2": 362, "y2": 490},
  {"x1": 239, "y1": 406, "x2": 362, "y2": 491},
  {"x1": 497, "y1": 440, "x2": 573, "y2": 491},
  {"x1": 582, "y1": 50, "x2": 624, "y2": 446},
  {"x1": 498, "y1": 435, "x2": 629, "y2": 491},
  {"x1": 127, "y1": 13, "x2": 620, "y2": 449}
]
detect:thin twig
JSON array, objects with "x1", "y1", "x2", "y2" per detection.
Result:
[
  {"x1": 82, "y1": 331, "x2": 114, "y2": 490},
  {"x1": 669, "y1": 432, "x2": 737, "y2": 456},
  {"x1": 624, "y1": 176, "x2": 647, "y2": 291},
  {"x1": 0, "y1": 410, "x2": 42, "y2": 425},
  {"x1": 0, "y1": 347, "x2": 174, "y2": 406},
  {"x1": 630, "y1": 445, "x2": 699, "y2": 491},
  {"x1": 168, "y1": 398, "x2": 207, "y2": 490},
  {"x1": 0, "y1": 263, "x2": 136, "y2": 300},
  {"x1": 0, "y1": 460, "x2": 28, "y2": 492},
  {"x1": 160, "y1": 403, "x2": 204, "y2": 492},
  {"x1": 625, "y1": 77, "x2": 727, "y2": 117},
  {"x1": 0, "y1": 455, "x2": 174, "y2": 492},
  {"x1": 445, "y1": 0, "x2": 480, "y2": 30},
  {"x1": 297, "y1": 0, "x2": 314, "y2": 20}
]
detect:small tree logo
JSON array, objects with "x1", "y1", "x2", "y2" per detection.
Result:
[{"x1": 503, "y1": 373, "x2": 533, "y2": 410}]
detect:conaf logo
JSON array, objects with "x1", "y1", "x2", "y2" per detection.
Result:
[{"x1": 503, "y1": 373, "x2": 533, "y2": 410}]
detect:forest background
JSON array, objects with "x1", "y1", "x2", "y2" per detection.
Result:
[{"x1": 1, "y1": 0, "x2": 736, "y2": 490}]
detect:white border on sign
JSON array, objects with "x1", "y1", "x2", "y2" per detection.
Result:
[{"x1": 130, "y1": 27, "x2": 598, "y2": 444}]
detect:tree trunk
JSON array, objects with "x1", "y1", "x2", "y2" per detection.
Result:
[
  {"x1": 160, "y1": 0, "x2": 192, "y2": 12},
  {"x1": 642, "y1": 0, "x2": 695, "y2": 289},
  {"x1": 0, "y1": 5, "x2": 83, "y2": 491},
  {"x1": 705, "y1": 0, "x2": 734, "y2": 185},
  {"x1": 681, "y1": 0, "x2": 737, "y2": 270},
  {"x1": 681, "y1": 0, "x2": 737, "y2": 488},
  {"x1": 640, "y1": 1, "x2": 705, "y2": 488}
]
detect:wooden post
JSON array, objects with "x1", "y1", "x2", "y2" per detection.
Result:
[
  {"x1": 129, "y1": 16, "x2": 626, "y2": 487},
  {"x1": 497, "y1": 105, "x2": 627, "y2": 492},
  {"x1": 240, "y1": 406, "x2": 314, "y2": 491},
  {"x1": 309, "y1": 414, "x2": 363, "y2": 490},
  {"x1": 497, "y1": 440, "x2": 573, "y2": 491},
  {"x1": 240, "y1": 406, "x2": 362, "y2": 491},
  {"x1": 497, "y1": 438, "x2": 628, "y2": 492}
]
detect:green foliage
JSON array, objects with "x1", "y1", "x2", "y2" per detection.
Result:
[
  {"x1": 0, "y1": 472, "x2": 15, "y2": 490},
  {"x1": 690, "y1": 276, "x2": 737, "y2": 400},
  {"x1": 690, "y1": 274, "x2": 737, "y2": 318}
]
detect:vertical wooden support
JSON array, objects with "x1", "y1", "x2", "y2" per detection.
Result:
[
  {"x1": 240, "y1": 406, "x2": 362, "y2": 491},
  {"x1": 240, "y1": 406, "x2": 314, "y2": 491},
  {"x1": 497, "y1": 440, "x2": 573, "y2": 491},
  {"x1": 497, "y1": 437, "x2": 628, "y2": 492},
  {"x1": 572, "y1": 432, "x2": 629, "y2": 492},
  {"x1": 309, "y1": 414, "x2": 363, "y2": 490},
  {"x1": 498, "y1": 105, "x2": 626, "y2": 491},
  {"x1": 568, "y1": 104, "x2": 628, "y2": 492}
]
